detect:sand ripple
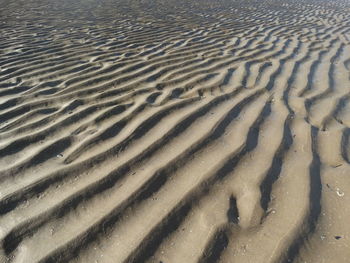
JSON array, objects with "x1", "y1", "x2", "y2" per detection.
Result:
[{"x1": 1, "y1": 0, "x2": 350, "y2": 262}]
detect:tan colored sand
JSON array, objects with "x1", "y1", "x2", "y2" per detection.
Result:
[{"x1": 0, "y1": 0, "x2": 350, "y2": 262}]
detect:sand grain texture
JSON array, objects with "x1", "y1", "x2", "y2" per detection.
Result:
[{"x1": 0, "y1": 0, "x2": 350, "y2": 262}]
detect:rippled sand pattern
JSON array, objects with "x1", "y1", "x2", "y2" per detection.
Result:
[{"x1": 1, "y1": 0, "x2": 350, "y2": 262}]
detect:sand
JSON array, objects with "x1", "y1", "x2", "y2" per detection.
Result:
[{"x1": 0, "y1": 0, "x2": 350, "y2": 262}]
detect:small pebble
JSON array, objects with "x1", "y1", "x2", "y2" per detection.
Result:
[{"x1": 336, "y1": 188, "x2": 344, "y2": 197}]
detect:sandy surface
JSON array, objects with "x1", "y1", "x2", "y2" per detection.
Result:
[{"x1": 0, "y1": 0, "x2": 350, "y2": 262}]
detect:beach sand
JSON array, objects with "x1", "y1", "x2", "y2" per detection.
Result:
[{"x1": 0, "y1": 0, "x2": 350, "y2": 262}]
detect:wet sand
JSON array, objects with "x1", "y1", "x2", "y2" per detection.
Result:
[{"x1": 0, "y1": 0, "x2": 350, "y2": 262}]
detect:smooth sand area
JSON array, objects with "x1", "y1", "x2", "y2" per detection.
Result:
[{"x1": 0, "y1": 0, "x2": 350, "y2": 262}]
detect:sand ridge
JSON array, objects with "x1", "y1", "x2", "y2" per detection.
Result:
[{"x1": 0, "y1": 0, "x2": 350, "y2": 262}]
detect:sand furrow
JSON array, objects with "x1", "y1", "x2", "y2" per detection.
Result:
[{"x1": 1, "y1": 0, "x2": 350, "y2": 262}]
